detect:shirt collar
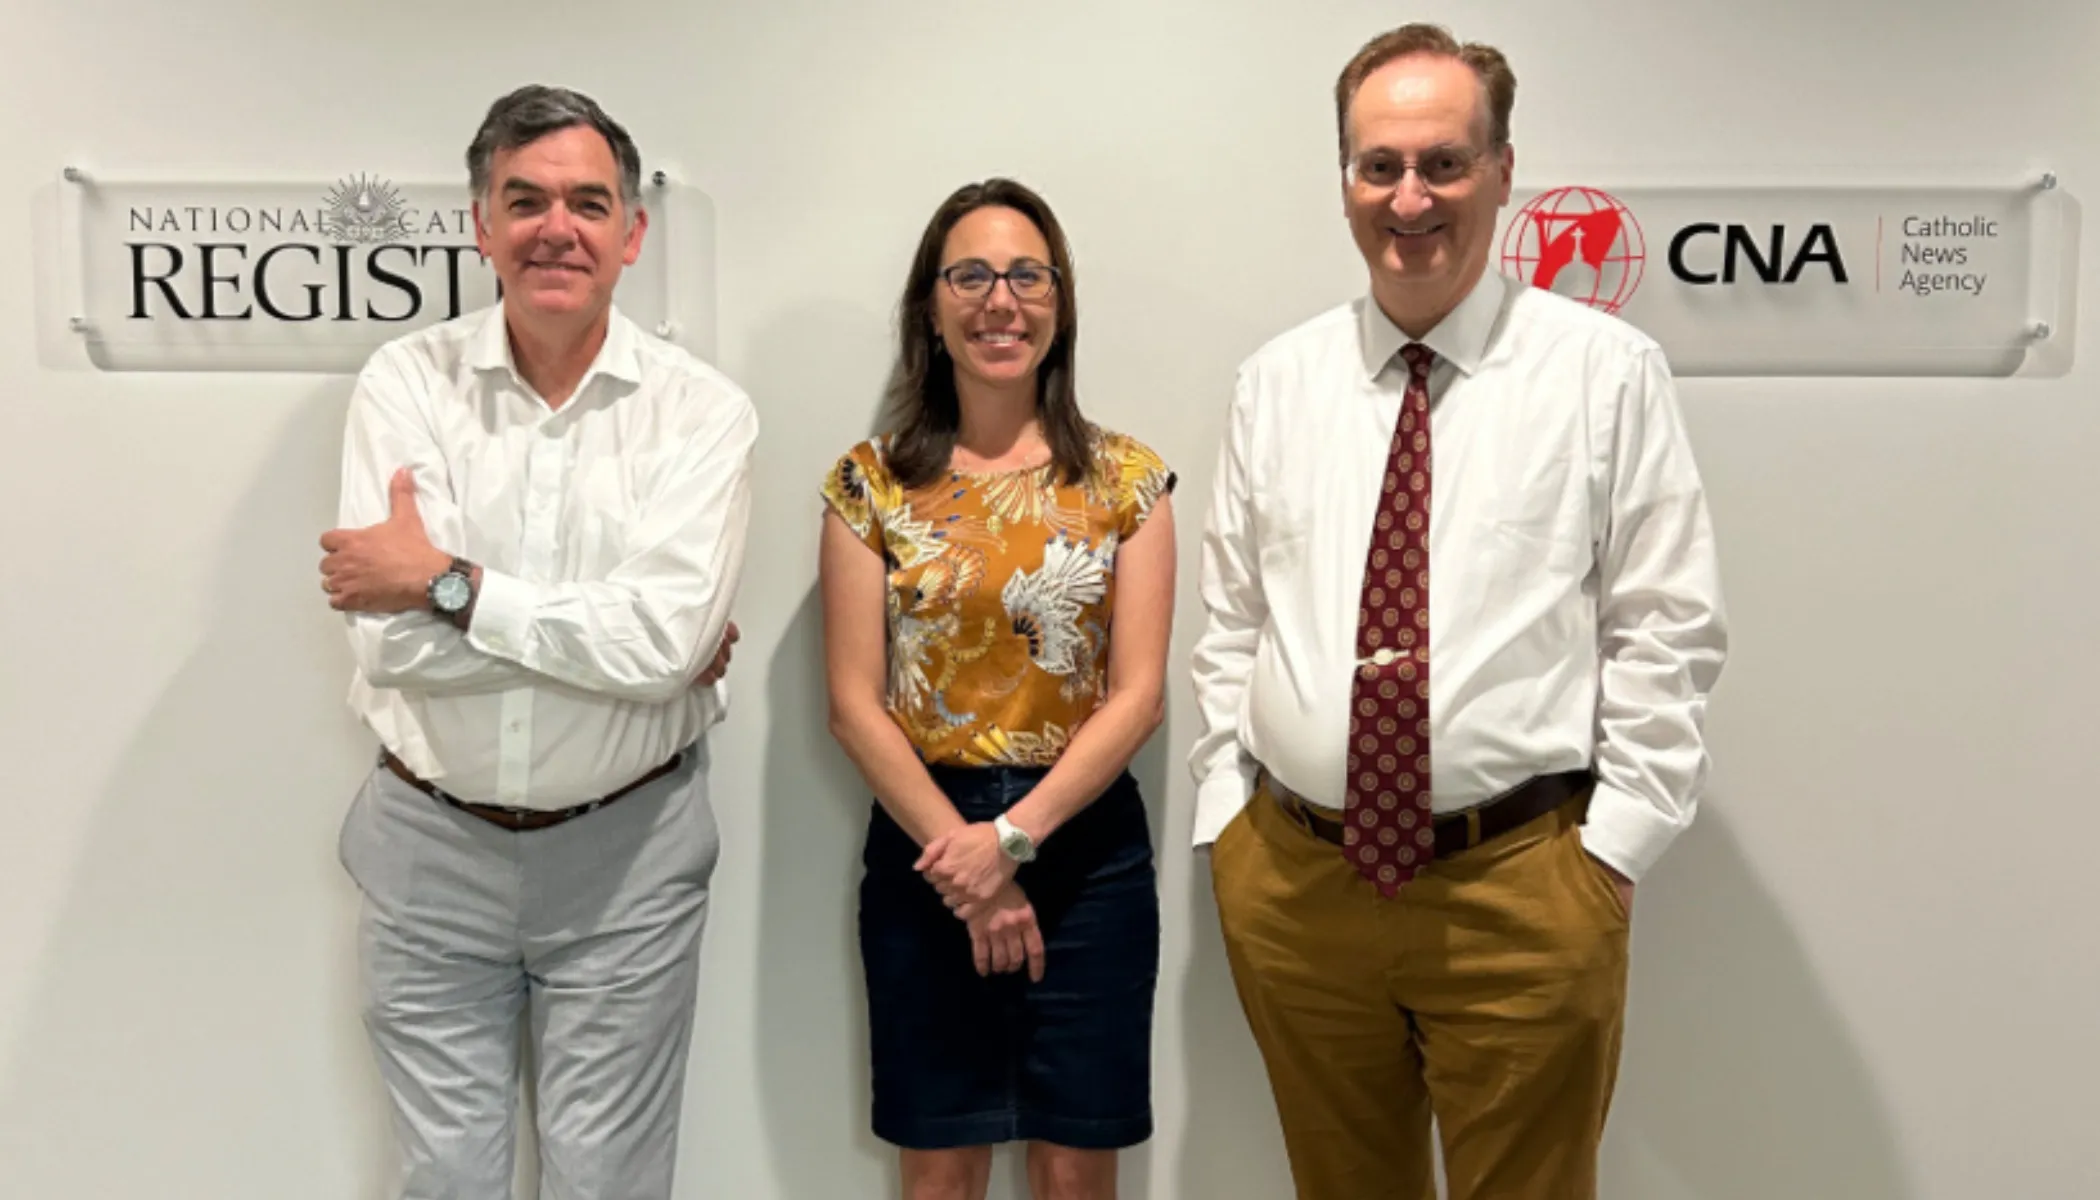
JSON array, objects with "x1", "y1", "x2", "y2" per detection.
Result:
[
  {"x1": 1358, "y1": 269, "x2": 1508, "y2": 381},
  {"x1": 465, "y1": 302, "x2": 646, "y2": 392}
]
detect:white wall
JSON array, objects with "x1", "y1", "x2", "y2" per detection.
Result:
[{"x1": 3, "y1": 1, "x2": 2096, "y2": 1197}]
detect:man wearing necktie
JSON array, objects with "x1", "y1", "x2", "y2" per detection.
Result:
[{"x1": 1188, "y1": 23, "x2": 1728, "y2": 1200}]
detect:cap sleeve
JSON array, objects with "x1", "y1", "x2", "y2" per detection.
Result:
[
  {"x1": 820, "y1": 439, "x2": 892, "y2": 557},
  {"x1": 1104, "y1": 432, "x2": 1176, "y2": 542}
]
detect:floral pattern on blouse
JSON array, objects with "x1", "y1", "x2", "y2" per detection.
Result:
[{"x1": 822, "y1": 427, "x2": 1175, "y2": 767}]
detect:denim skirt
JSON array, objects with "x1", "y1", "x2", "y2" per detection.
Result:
[{"x1": 858, "y1": 764, "x2": 1160, "y2": 1151}]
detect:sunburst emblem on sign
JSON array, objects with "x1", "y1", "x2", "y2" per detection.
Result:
[{"x1": 320, "y1": 174, "x2": 413, "y2": 246}]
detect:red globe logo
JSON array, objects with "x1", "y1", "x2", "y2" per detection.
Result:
[{"x1": 1499, "y1": 187, "x2": 1645, "y2": 314}]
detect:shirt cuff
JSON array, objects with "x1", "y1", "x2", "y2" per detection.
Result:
[
  {"x1": 696, "y1": 678, "x2": 728, "y2": 729},
  {"x1": 465, "y1": 568, "x2": 537, "y2": 668},
  {"x1": 1577, "y1": 782, "x2": 1689, "y2": 884},
  {"x1": 1191, "y1": 765, "x2": 1256, "y2": 847}
]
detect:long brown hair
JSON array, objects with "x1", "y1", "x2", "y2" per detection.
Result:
[{"x1": 882, "y1": 178, "x2": 1090, "y2": 490}]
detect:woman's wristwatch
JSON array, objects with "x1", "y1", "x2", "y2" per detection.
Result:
[{"x1": 994, "y1": 814, "x2": 1038, "y2": 864}]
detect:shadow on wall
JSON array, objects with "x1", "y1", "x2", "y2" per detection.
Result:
[
  {"x1": 754, "y1": 583, "x2": 900, "y2": 1199},
  {"x1": 0, "y1": 381, "x2": 393, "y2": 1198},
  {"x1": 1604, "y1": 796, "x2": 1912, "y2": 1199},
  {"x1": 1170, "y1": 808, "x2": 1298, "y2": 1200},
  {"x1": 748, "y1": 297, "x2": 900, "y2": 1198}
]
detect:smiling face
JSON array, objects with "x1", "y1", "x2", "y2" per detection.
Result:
[
  {"x1": 932, "y1": 205, "x2": 1060, "y2": 392},
  {"x1": 1342, "y1": 53, "x2": 1513, "y2": 334},
  {"x1": 472, "y1": 123, "x2": 646, "y2": 331}
]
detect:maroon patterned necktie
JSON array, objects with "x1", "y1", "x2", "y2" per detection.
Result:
[{"x1": 1343, "y1": 342, "x2": 1436, "y2": 897}]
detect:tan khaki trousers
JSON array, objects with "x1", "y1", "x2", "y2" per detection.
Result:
[{"x1": 1212, "y1": 778, "x2": 1629, "y2": 1200}]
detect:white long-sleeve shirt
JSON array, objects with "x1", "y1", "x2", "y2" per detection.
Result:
[
  {"x1": 338, "y1": 303, "x2": 756, "y2": 809},
  {"x1": 1188, "y1": 271, "x2": 1726, "y2": 881}
]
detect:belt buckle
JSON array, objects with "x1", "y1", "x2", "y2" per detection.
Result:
[
  {"x1": 1285, "y1": 794, "x2": 1315, "y2": 836},
  {"x1": 445, "y1": 792, "x2": 536, "y2": 831}
]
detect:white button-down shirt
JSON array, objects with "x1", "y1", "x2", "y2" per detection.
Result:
[
  {"x1": 338, "y1": 303, "x2": 756, "y2": 809},
  {"x1": 1188, "y1": 272, "x2": 1726, "y2": 880}
]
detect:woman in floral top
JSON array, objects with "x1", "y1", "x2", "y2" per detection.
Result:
[{"x1": 820, "y1": 178, "x2": 1175, "y2": 1200}]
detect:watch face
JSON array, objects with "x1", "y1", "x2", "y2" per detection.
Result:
[
  {"x1": 1001, "y1": 829, "x2": 1033, "y2": 860},
  {"x1": 431, "y1": 572, "x2": 471, "y2": 612}
]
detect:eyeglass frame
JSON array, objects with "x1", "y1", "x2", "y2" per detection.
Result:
[
  {"x1": 936, "y1": 258, "x2": 1063, "y2": 302},
  {"x1": 1343, "y1": 140, "x2": 1505, "y2": 194}
]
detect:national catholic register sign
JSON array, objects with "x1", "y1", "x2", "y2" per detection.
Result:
[
  {"x1": 57, "y1": 168, "x2": 680, "y2": 372},
  {"x1": 1495, "y1": 178, "x2": 2071, "y2": 377}
]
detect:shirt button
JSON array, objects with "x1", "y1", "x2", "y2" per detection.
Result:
[{"x1": 508, "y1": 721, "x2": 523, "y2": 733}]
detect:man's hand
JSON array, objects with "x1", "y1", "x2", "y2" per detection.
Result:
[
  {"x1": 1590, "y1": 854, "x2": 1635, "y2": 917},
  {"x1": 918, "y1": 821, "x2": 1018, "y2": 920},
  {"x1": 695, "y1": 622, "x2": 740, "y2": 687},
  {"x1": 320, "y1": 467, "x2": 449, "y2": 614},
  {"x1": 964, "y1": 882, "x2": 1046, "y2": 981}
]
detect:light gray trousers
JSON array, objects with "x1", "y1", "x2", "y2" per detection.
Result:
[{"x1": 339, "y1": 748, "x2": 718, "y2": 1200}]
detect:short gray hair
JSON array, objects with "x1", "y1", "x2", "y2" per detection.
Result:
[{"x1": 466, "y1": 85, "x2": 643, "y2": 208}]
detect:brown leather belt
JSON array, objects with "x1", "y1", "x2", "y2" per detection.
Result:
[
  {"x1": 381, "y1": 749, "x2": 685, "y2": 832},
  {"x1": 1263, "y1": 766, "x2": 1594, "y2": 859}
]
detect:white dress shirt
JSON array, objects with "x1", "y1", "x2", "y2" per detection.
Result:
[
  {"x1": 338, "y1": 303, "x2": 757, "y2": 809},
  {"x1": 1188, "y1": 271, "x2": 1726, "y2": 881}
]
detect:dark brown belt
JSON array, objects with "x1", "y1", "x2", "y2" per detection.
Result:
[
  {"x1": 1263, "y1": 767, "x2": 1594, "y2": 859},
  {"x1": 381, "y1": 749, "x2": 685, "y2": 832}
]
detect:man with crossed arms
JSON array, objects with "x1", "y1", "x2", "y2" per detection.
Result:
[{"x1": 318, "y1": 84, "x2": 752, "y2": 1198}]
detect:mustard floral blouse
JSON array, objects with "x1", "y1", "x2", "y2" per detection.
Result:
[{"x1": 822, "y1": 428, "x2": 1175, "y2": 768}]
